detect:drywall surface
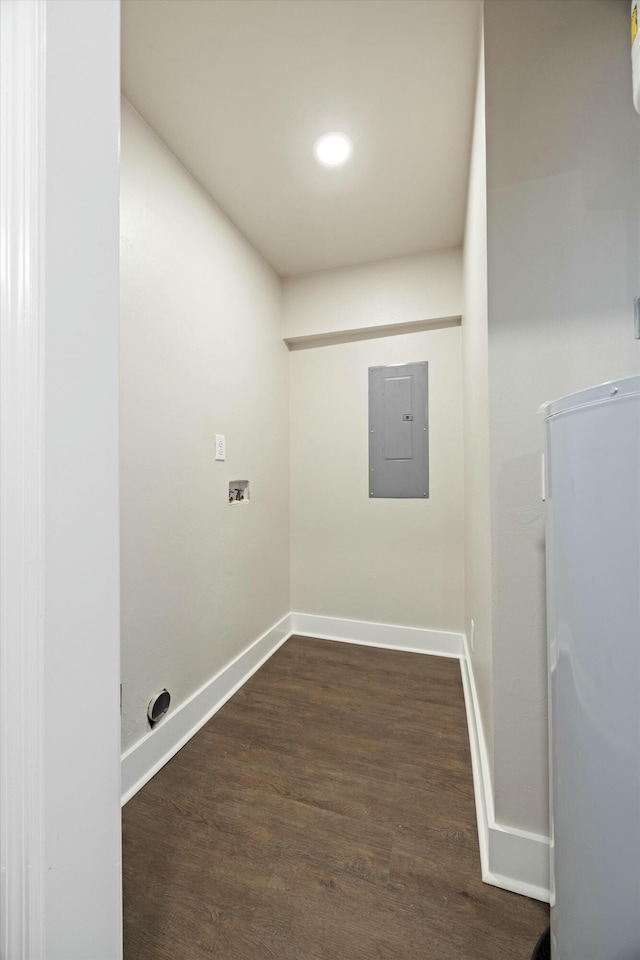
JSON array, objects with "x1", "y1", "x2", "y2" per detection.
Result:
[
  {"x1": 283, "y1": 249, "x2": 462, "y2": 341},
  {"x1": 462, "y1": 27, "x2": 493, "y2": 779},
  {"x1": 484, "y1": 0, "x2": 640, "y2": 835},
  {"x1": 120, "y1": 101, "x2": 290, "y2": 754},
  {"x1": 42, "y1": 2, "x2": 122, "y2": 955},
  {"x1": 290, "y1": 325, "x2": 464, "y2": 632}
]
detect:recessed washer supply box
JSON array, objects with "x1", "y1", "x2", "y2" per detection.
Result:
[{"x1": 228, "y1": 480, "x2": 249, "y2": 503}]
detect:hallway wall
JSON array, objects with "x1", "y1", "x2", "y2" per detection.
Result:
[
  {"x1": 289, "y1": 321, "x2": 465, "y2": 632},
  {"x1": 120, "y1": 101, "x2": 290, "y2": 755},
  {"x1": 462, "y1": 22, "x2": 493, "y2": 778},
  {"x1": 283, "y1": 249, "x2": 462, "y2": 342},
  {"x1": 484, "y1": 0, "x2": 640, "y2": 836}
]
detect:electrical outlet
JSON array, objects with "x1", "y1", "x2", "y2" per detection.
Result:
[
  {"x1": 470, "y1": 619, "x2": 475, "y2": 652},
  {"x1": 215, "y1": 434, "x2": 226, "y2": 461}
]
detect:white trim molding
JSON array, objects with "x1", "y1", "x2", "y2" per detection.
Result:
[
  {"x1": 3, "y1": 2, "x2": 122, "y2": 954},
  {"x1": 122, "y1": 614, "x2": 293, "y2": 803},
  {"x1": 0, "y1": 2, "x2": 47, "y2": 956},
  {"x1": 290, "y1": 612, "x2": 465, "y2": 658},
  {"x1": 121, "y1": 613, "x2": 550, "y2": 904},
  {"x1": 460, "y1": 636, "x2": 551, "y2": 902},
  {"x1": 121, "y1": 612, "x2": 462, "y2": 804}
]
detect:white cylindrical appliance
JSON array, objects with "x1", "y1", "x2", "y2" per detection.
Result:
[{"x1": 544, "y1": 375, "x2": 640, "y2": 959}]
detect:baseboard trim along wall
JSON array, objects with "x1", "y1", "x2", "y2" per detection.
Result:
[
  {"x1": 120, "y1": 613, "x2": 293, "y2": 804},
  {"x1": 121, "y1": 612, "x2": 463, "y2": 806},
  {"x1": 121, "y1": 612, "x2": 551, "y2": 905},
  {"x1": 460, "y1": 635, "x2": 551, "y2": 903},
  {"x1": 290, "y1": 612, "x2": 465, "y2": 657}
]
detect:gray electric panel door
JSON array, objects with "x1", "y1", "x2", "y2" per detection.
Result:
[{"x1": 369, "y1": 362, "x2": 428, "y2": 498}]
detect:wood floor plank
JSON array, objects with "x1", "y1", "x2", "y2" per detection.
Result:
[{"x1": 123, "y1": 636, "x2": 548, "y2": 959}]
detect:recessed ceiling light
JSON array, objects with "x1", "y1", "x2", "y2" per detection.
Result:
[{"x1": 313, "y1": 132, "x2": 353, "y2": 167}]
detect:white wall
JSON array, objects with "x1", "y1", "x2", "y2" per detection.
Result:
[
  {"x1": 283, "y1": 249, "x2": 462, "y2": 341},
  {"x1": 120, "y1": 101, "x2": 290, "y2": 754},
  {"x1": 462, "y1": 25, "x2": 493, "y2": 776},
  {"x1": 289, "y1": 255, "x2": 465, "y2": 632},
  {"x1": 484, "y1": 0, "x2": 640, "y2": 836}
]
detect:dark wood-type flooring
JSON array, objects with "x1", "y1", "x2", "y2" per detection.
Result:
[{"x1": 123, "y1": 637, "x2": 548, "y2": 959}]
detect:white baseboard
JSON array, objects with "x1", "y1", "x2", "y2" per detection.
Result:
[
  {"x1": 290, "y1": 612, "x2": 465, "y2": 658},
  {"x1": 121, "y1": 613, "x2": 293, "y2": 804},
  {"x1": 121, "y1": 611, "x2": 551, "y2": 905},
  {"x1": 121, "y1": 612, "x2": 462, "y2": 806},
  {"x1": 460, "y1": 635, "x2": 550, "y2": 903}
]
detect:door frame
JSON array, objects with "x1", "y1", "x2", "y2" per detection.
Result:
[{"x1": 0, "y1": 1, "x2": 122, "y2": 956}]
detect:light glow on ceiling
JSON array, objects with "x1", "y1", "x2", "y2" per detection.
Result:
[{"x1": 313, "y1": 132, "x2": 353, "y2": 167}]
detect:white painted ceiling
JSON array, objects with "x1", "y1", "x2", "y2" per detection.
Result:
[{"x1": 122, "y1": 0, "x2": 481, "y2": 277}]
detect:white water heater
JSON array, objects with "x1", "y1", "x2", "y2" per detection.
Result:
[{"x1": 543, "y1": 376, "x2": 640, "y2": 959}]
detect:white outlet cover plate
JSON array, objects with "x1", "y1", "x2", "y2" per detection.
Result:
[{"x1": 215, "y1": 434, "x2": 226, "y2": 461}]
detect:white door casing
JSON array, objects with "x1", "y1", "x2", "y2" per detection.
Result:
[
  {"x1": 0, "y1": 1, "x2": 47, "y2": 955},
  {"x1": 0, "y1": 1, "x2": 122, "y2": 957}
]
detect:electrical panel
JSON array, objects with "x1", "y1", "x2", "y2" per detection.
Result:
[{"x1": 368, "y1": 362, "x2": 429, "y2": 499}]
